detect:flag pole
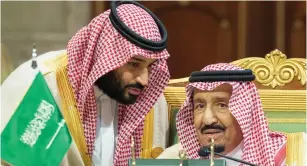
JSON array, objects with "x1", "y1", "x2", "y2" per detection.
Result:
[{"x1": 31, "y1": 43, "x2": 37, "y2": 69}]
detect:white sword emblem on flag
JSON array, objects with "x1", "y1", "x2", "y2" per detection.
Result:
[{"x1": 46, "y1": 119, "x2": 66, "y2": 149}]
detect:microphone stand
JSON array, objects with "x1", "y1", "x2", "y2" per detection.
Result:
[
  {"x1": 211, "y1": 152, "x2": 258, "y2": 166},
  {"x1": 209, "y1": 138, "x2": 215, "y2": 166},
  {"x1": 198, "y1": 143, "x2": 258, "y2": 166},
  {"x1": 131, "y1": 136, "x2": 136, "y2": 166}
]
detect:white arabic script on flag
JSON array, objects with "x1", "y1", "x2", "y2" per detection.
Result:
[{"x1": 20, "y1": 100, "x2": 55, "y2": 147}]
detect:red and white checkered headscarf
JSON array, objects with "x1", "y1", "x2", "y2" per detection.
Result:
[
  {"x1": 67, "y1": 4, "x2": 170, "y2": 165},
  {"x1": 176, "y1": 63, "x2": 286, "y2": 166}
]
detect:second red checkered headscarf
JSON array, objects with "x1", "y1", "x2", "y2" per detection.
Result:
[
  {"x1": 176, "y1": 63, "x2": 286, "y2": 166},
  {"x1": 67, "y1": 4, "x2": 170, "y2": 165}
]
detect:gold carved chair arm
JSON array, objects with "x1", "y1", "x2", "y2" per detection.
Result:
[{"x1": 286, "y1": 132, "x2": 307, "y2": 166}]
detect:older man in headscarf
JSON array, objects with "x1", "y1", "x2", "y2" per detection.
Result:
[
  {"x1": 158, "y1": 63, "x2": 287, "y2": 166},
  {"x1": 1, "y1": 2, "x2": 170, "y2": 166}
]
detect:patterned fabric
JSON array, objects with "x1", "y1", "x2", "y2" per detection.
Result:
[
  {"x1": 176, "y1": 63, "x2": 286, "y2": 166},
  {"x1": 66, "y1": 4, "x2": 170, "y2": 166}
]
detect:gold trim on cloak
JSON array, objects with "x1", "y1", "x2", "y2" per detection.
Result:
[{"x1": 44, "y1": 53, "x2": 92, "y2": 166}]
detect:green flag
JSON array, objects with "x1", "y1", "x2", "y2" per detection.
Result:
[{"x1": 1, "y1": 71, "x2": 72, "y2": 166}]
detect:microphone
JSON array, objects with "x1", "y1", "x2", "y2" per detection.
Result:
[
  {"x1": 198, "y1": 146, "x2": 259, "y2": 166},
  {"x1": 198, "y1": 145, "x2": 225, "y2": 156}
]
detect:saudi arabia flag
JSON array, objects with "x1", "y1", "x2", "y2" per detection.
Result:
[{"x1": 1, "y1": 71, "x2": 72, "y2": 166}]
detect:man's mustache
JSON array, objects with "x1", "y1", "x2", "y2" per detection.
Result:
[
  {"x1": 125, "y1": 83, "x2": 144, "y2": 90},
  {"x1": 201, "y1": 124, "x2": 225, "y2": 133}
]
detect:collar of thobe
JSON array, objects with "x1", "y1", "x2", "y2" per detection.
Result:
[
  {"x1": 93, "y1": 85, "x2": 110, "y2": 101},
  {"x1": 226, "y1": 140, "x2": 243, "y2": 158}
]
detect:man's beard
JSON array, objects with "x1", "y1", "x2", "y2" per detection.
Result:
[{"x1": 94, "y1": 71, "x2": 144, "y2": 105}]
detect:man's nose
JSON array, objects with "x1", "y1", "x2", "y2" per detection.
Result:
[
  {"x1": 136, "y1": 68, "x2": 149, "y2": 87},
  {"x1": 202, "y1": 107, "x2": 218, "y2": 125}
]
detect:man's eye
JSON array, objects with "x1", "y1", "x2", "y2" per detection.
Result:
[
  {"x1": 128, "y1": 62, "x2": 140, "y2": 68},
  {"x1": 196, "y1": 104, "x2": 205, "y2": 109},
  {"x1": 218, "y1": 103, "x2": 228, "y2": 108}
]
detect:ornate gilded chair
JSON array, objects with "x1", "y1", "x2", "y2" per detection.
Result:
[{"x1": 162, "y1": 49, "x2": 306, "y2": 165}]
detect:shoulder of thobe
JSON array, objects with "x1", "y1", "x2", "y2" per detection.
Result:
[
  {"x1": 39, "y1": 49, "x2": 68, "y2": 75},
  {"x1": 37, "y1": 49, "x2": 91, "y2": 165}
]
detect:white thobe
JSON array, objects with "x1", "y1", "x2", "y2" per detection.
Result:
[{"x1": 91, "y1": 86, "x2": 118, "y2": 166}]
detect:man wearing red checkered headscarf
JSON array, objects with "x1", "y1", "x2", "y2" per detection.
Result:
[
  {"x1": 65, "y1": 2, "x2": 170, "y2": 166},
  {"x1": 1, "y1": 2, "x2": 170, "y2": 166},
  {"x1": 158, "y1": 63, "x2": 286, "y2": 166}
]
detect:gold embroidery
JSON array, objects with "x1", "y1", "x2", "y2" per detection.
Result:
[
  {"x1": 44, "y1": 53, "x2": 92, "y2": 166},
  {"x1": 141, "y1": 108, "x2": 154, "y2": 158}
]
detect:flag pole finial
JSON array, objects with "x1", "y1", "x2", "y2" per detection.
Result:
[{"x1": 31, "y1": 43, "x2": 37, "y2": 69}]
